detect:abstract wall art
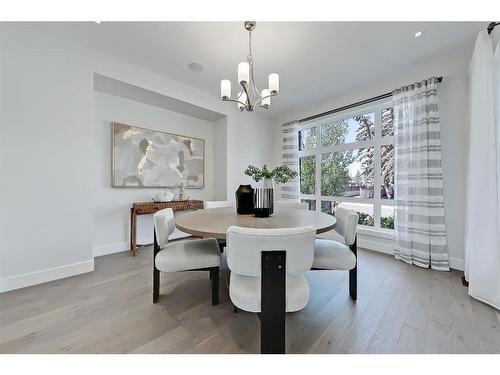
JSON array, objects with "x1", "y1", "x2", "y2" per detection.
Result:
[{"x1": 112, "y1": 122, "x2": 204, "y2": 188}]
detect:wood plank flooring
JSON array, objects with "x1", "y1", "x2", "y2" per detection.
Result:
[{"x1": 1, "y1": 246, "x2": 499, "y2": 354}]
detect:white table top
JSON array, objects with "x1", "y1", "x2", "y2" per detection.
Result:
[{"x1": 175, "y1": 207, "x2": 336, "y2": 240}]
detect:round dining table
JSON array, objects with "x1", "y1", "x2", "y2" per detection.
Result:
[{"x1": 175, "y1": 206, "x2": 336, "y2": 239}]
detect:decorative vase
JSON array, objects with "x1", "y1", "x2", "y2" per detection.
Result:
[
  {"x1": 235, "y1": 184, "x2": 254, "y2": 214},
  {"x1": 253, "y1": 178, "x2": 274, "y2": 218}
]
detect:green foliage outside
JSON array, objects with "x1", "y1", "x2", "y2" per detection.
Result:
[
  {"x1": 299, "y1": 156, "x2": 315, "y2": 194},
  {"x1": 299, "y1": 110, "x2": 396, "y2": 227},
  {"x1": 380, "y1": 215, "x2": 394, "y2": 229},
  {"x1": 357, "y1": 212, "x2": 374, "y2": 226}
]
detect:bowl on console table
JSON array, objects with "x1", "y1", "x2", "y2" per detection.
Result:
[{"x1": 153, "y1": 190, "x2": 175, "y2": 202}]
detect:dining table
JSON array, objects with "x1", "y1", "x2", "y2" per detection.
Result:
[
  {"x1": 175, "y1": 206, "x2": 336, "y2": 354},
  {"x1": 175, "y1": 206, "x2": 337, "y2": 239}
]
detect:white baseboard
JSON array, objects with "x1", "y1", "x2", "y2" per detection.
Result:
[
  {"x1": 93, "y1": 230, "x2": 192, "y2": 258},
  {"x1": 358, "y1": 237, "x2": 394, "y2": 255},
  {"x1": 359, "y1": 234, "x2": 465, "y2": 271},
  {"x1": 93, "y1": 241, "x2": 130, "y2": 257},
  {"x1": 449, "y1": 257, "x2": 465, "y2": 271},
  {"x1": 93, "y1": 238, "x2": 149, "y2": 257},
  {"x1": 0, "y1": 260, "x2": 94, "y2": 293}
]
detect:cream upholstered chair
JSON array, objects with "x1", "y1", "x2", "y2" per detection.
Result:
[
  {"x1": 313, "y1": 207, "x2": 358, "y2": 300},
  {"x1": 226, "y1": 225, "x2": 316, "y2": 354},
  {"x1": 274, "y1": 200, "x2": 308, "y2": 211},
  {"x1": 153, "y1": 208, "x2": 221, "y2": 305},
  {"x1": 203, "y1": 201, "x2": 235, "y2": 209}
]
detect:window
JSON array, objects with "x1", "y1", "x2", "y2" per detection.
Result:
[
  {"x1": 299, "y1": 155, "x2": 315, "y2": 194},
  {"x1": 302, "y1": 199, "x2": 317, "y2": 211},
  {"x1": 298, "y1": 103, "x2": 395, "y2": 230},
  {"x1": 298, "y1": 127, "x2": 317, "y2": 151}
]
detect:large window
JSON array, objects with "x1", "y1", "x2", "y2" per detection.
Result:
[{"x1": 298, "y1": 102, "x2": 395, "y2": 230}]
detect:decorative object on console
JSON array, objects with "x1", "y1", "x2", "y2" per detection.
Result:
[
  {"x1": 244, "y1": 164, "x2": 298, "y2": 218},
  {"x1": 220, "y1": 21, "x2": 280, "y2": 112},
  {"x1": 153, "y1": 190, "x2": 175, "y2": 202},
  {"x1": 112, "y1": 122, "x2": 204, "y2": 188},
  {"x1": 235, "y1": 184, "x2": 254, "y2": 214},
  {"x1": 177, "y1": 183, "x2": 186, "y2": 200}
]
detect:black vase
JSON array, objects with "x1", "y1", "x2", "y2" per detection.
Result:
[{"x1": 235, "y1": 185, "x2": 254, "y2": 214}]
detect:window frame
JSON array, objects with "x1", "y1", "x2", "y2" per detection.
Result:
[{"x1": 298, "y1": 100, "x2": 395, "y2": 232}]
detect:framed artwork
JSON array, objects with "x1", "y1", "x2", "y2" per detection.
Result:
[{"x1": 112, "y1": 122, "x2": 204, "y2": 188}]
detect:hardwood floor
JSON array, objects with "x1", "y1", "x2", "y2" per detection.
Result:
[{"x1": 1, "y1": 246, "x2": 499, "y2": 354}]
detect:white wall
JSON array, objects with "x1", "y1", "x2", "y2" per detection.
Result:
[
  {"x1": 213, "y1": 117, "x2": 228, "y2": 200},
  {"x1": 0, "y1": 24, "x2": 275, "y2": 292},
  {"x1": 0, "y1": 28, "x2": 95, "y2": 291},
  {"x1": 226, "y1": 113, "x2": 275, "y2": 199},
  {"x1": 92, "y1": 92, "x2": 214, "y2": 255},
  {"x1": 270, "y1": 43, "x2": 473, "y2": 270}
]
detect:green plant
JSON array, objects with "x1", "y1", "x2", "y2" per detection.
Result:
[
  {"x1": 357, "y1": 212, "x2": 374, "y2": 226},
  {"x1": 244, "y1": 164, "x2": 298, "y2": 184},
  {"x1": 380, "y1": 216, "x2": 394, "y2": 229}
]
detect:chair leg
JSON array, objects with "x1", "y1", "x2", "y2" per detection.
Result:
[
  {"x1": 211, "y1": 267, "x2": 219, "y2": 305},
  {"x1": 217, "y1": 240, "x2": 226, "y2": 253},
  {"x1": 153, "y1": 230, "x2": 160, "y2": 303},
  {"x1": 261, "y1": 251, "x2": 286, "y2": 354},
  {"x1": 153, "y1": 266, "x2": 160, "y2": 303},
  {"x1": 349, "y1": 237, "x2": 357, "y2": 301}
]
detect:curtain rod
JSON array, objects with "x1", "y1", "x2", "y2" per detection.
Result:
[
  {"x1": 488, "y1": 22, "x2": 499, "y2": 34},
  {"x1": 298, "y1": 76, "x2": 443, "y2": 123}
]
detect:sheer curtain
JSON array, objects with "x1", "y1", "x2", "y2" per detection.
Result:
[
  {"x1": 393, "y1": 77, "x2": 449, "y2": 270},
  {"x1": 465, "y1": 31, "x2": 500, "y2": 310},
  {"x1": 280, "y1": 120, "x2": 300, "y2": 200}
]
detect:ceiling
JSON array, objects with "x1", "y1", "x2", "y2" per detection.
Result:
[{"x1": 36, "y1": 22, "x2": 485, "y2": 116}]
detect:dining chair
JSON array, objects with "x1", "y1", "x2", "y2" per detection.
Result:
[
  {"x1": 153, "y1": 208, "x2": 221, "y2": 305},
  {"x1": 226, "y1": 225, "x2": 316, "y2": 354},
  {"x1": 312, "y1": 207, "x2": 358, "y2": 300},
  {"x1": 274, "y1": 200, "x2": 308, "y2": 210},
  {"x1": 203, "y1": 200, "x2": 236, "y2": 209}
]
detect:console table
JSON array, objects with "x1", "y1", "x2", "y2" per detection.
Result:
[{"x1": 130, "y1": 200, "x2": 204, "y2": 256}]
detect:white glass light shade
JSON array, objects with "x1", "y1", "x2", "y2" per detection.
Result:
[
  {"x1": 261, "y1": 89, "x2": 271, "y2": 108},
  {"x1": 238, "y1": 62, "x2": 250, "y2": 84},
  {"x1": 221, "y1": 79, "x2": 231, "y2": 99},
  {"x1": 237, "y1": 91, "x2": 247, "y2": 110},
  {"x1": 269, "y1": 73, "x2": 279, "y2": 94}
]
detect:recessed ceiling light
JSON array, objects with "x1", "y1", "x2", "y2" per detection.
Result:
[
  {"x1": 188, "y1": 62, "x2": 204, "y2": 73},
  {"x1": 414, "y1": 31, "x2": 423, "y2": 38}
]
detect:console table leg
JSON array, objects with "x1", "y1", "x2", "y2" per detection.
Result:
[{"x1": 131, "y1": 208, "x2": 137, "y2": 256}]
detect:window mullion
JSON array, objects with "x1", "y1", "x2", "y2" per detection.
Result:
[
  {"x1": 373, "y1": 106, "x2": 382, "y2": 229},
  {"x1": 315, "y1": 125, "x2": 321, "y2": 211}
]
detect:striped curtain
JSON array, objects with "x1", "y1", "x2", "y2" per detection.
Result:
[
  {"x1": 281, "y1": 120, "x2": 300, "y2": 200},
  {"x1": 393, "y1": 77, "x2": 449, "y2": 270}
]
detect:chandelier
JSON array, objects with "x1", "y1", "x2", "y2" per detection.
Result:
[{"x1": 220, "y1": 21, "x2": 280, "y2": 112}]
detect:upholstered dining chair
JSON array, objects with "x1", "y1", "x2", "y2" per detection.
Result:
[
  {"x1": 226, "y1": 225, "x2": 316, "y2": 354},
  {"x1": 274, "y1": 200, "x2": 308, "y2": 210},
  {"x1": 203, "y1": 201, "x2": 236, "y2": 209},
  {"x1": 313, "y1": 207, "x2": 358, "y2": 300},
  {"x1": 153, "y1": 208, "x2": 221, "y2": 305}
]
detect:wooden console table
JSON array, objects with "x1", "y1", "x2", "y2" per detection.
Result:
[{"x1": 130, "y1": 200, "x2": 204, "y2": 256}]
